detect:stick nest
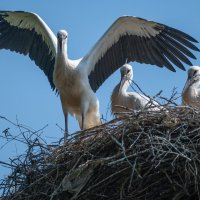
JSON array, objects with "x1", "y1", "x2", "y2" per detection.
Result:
[{"x1": 1, "y1": 106, "x2": 200, "y2": 200}]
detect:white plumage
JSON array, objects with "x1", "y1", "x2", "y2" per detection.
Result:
[
  {"x1": 0, "y1": 11, "x2": 199, "y2": 136},
  {"x1": 182, "y1": 66, "x2": 200, "y2": 107},
  {"x1": 111, "y1": 64, "x2": 160, "y2": 117}
]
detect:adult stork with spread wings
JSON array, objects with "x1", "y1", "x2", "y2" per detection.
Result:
[{"x1": 0, "y1": 11, "x2": 199, "y2": 137}]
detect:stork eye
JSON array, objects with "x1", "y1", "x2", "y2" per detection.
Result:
[{"x1": 127, "y1": 69, "x2": 130, "y2": 74}]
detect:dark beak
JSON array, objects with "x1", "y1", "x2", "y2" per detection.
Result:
[
  {"x1": 183, "y1": 76, "x2": 191, "y2": 91},
  {"x1": 183, "y1": 75, "x2": 200, "y2": 91},
  {"x1": 58, "y1": 37, "x2": 63, "y2": 52},
  {"x1": 118, "y1": 75, "x2": 127, "y2": 94}
]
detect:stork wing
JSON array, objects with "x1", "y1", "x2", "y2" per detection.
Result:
[
  {"x1": 83, "y1": 16, "x2": 200, "y2": 92},
  {"x1": 0, "y1": 11, "x2": 57, "y2": 90}
]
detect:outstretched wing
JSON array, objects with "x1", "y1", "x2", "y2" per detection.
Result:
[
  {"x1": 83, "y1": 16, "x2": 199, "y2": 92},
  {"x1": 0, "y1": 11, "x2": 57, "y2": 90}
]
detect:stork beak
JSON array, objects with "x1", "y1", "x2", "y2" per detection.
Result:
[
  {"x1": 118, "y1": 75, "x2": 127, "y2": 95},
  {"x1": 183, "y1": 75, "x2": 200, "y2": 91},
  {"x1": 58, "y1": 38, "x2": 63, "y2": 52},
  {"x1": 183, "y1": 77, "x2": 191, "y2": 91}
]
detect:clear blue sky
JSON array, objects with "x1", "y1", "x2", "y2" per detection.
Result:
[{"x1": 0, "y1": 0, "x2": 200, "y2": 181}]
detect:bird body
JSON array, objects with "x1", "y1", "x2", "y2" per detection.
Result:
[
  {"x1": 0, "y1": 11, "x2": 199, "y2": 135},
  {"x1": 112, "y1": 86, "x2": 155, "y2": 112},
  {"x1": 55, "y1": 68, "x2": 101, "y2": 130},
  {"x1": 182, "y1": 88, "x2": 200, "y2": 107},
  {"x1": 182, "y1": 66, "x2": 200, "y2": 107},
  {"x1": 111, "y1": 64, "x2": 160, "y2": 117}
]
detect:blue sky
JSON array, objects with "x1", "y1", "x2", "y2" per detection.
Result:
[{"x1": 0, "y1": 0, "x2": 200, "y2": 181}]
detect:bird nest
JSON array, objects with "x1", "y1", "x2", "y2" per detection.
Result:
[{"x1": 1, "y1": 105, "x2": 200, "y2": 200}]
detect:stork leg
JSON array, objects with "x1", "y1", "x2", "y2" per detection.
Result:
[
  {"x1": 81, "y1": 100, "x2": 89, "y2": 130},
  {"x1": 81, "y1": 112, "x2": 85, "y2": 130},
  {"x1": 64, "y1": 112, "x2": 68, "y2": 140}
]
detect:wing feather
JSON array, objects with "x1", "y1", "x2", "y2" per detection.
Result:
[
  {"x1": 82, "y1": 16, "x2": 199, "y2": 92},
  {"x1": 157, "y1": 35, "x2": 193, "y2": 66},
  {"x1": 0, "y1": 11, "x2": 57, "y2": 90}
]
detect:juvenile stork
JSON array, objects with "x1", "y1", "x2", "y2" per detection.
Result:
[
  {"x1": 111, "y1": 64, "x2": 160, "y2": 117},
  {"x1": 182, "y1": 66, "x2": 200, "y2": 107},
  {"x1": 0, "y1": 11, "x2": 199, "y2": 136}
]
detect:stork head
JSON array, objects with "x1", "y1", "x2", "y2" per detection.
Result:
[
  {"x1": 119, "y1": 64, "x2": 133, "y2": 93},
  {"x1": 120, "y1": 64, "x2": 133, "y2": 81},
  {"x1": 57, "y1": 30, "x2": 68, "y2": 53},
  {"x1": 57, "y1": 30, "x2": 68, "y2": 40},
  {"x1": 183, "y1": 66, "x2": 200, "y2": 91},
  {"x1": 187, "y1": 66, "x2": 200, "y2": 86}
]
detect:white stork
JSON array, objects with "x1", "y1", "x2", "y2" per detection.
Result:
[
  {"x1": 111, "y1": 64, "x2": 160, "y2": 117},
  {"x1": 0, "y1": 11, "x2": 199, "y2": 137},
  {"x1": 182, "y1": 66, "x2": 200, "y2": 107}
]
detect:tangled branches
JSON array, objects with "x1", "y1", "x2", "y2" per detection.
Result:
[{"x1": 1, "y1": 105, "x2": 200, "y2": 200}]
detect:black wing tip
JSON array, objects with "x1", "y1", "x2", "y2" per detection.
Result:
[
  {"x1": 196, "y1": 47, "x2": 200, "y2": 52},
  {"x1": 192, "y1": 38, "x2": 199, "y2": 43},
  {"x1": 180, "y1": 66, "x2": 186, "y2": 71},
  {"x1": 182, "y1": 68, "x2": 186, "y2": 72},
  {"x1": 169, "y1": 67, "x2": 176, "y2": 72},
  {"x1": 192, "y1": 46, "x2": 200, "y2": 52},
  {"x1": 165, "y1": 26, "x2": 199, "y2": 43}
]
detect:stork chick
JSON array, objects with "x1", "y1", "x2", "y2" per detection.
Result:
[
  {"x1": 182, "y1": 66, "x2": 200, "y2": 107},
  {"x1": 111, "y1": 64, "x2": 160, "y2": 117}
]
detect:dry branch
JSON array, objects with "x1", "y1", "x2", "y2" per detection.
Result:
[{"x1": 1, "y1": 105, "x2": 200, "y2": 200}]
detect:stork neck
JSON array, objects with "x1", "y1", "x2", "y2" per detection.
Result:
[
  {"x1": 183, "y1": 82, "x2": 199, "y2": 95},
  {"x1": 55, "y1": 38, "x2": 73, "y2": 74},
  {"x1": 182, "y1": 86, "x2": 197, "y2": 103},
  {"x1": 118, "y1": 80, "x2": 130, "y2": 95},
  {"x1": 57, "y1": 39, "x2": 68, "y2": 60}
]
